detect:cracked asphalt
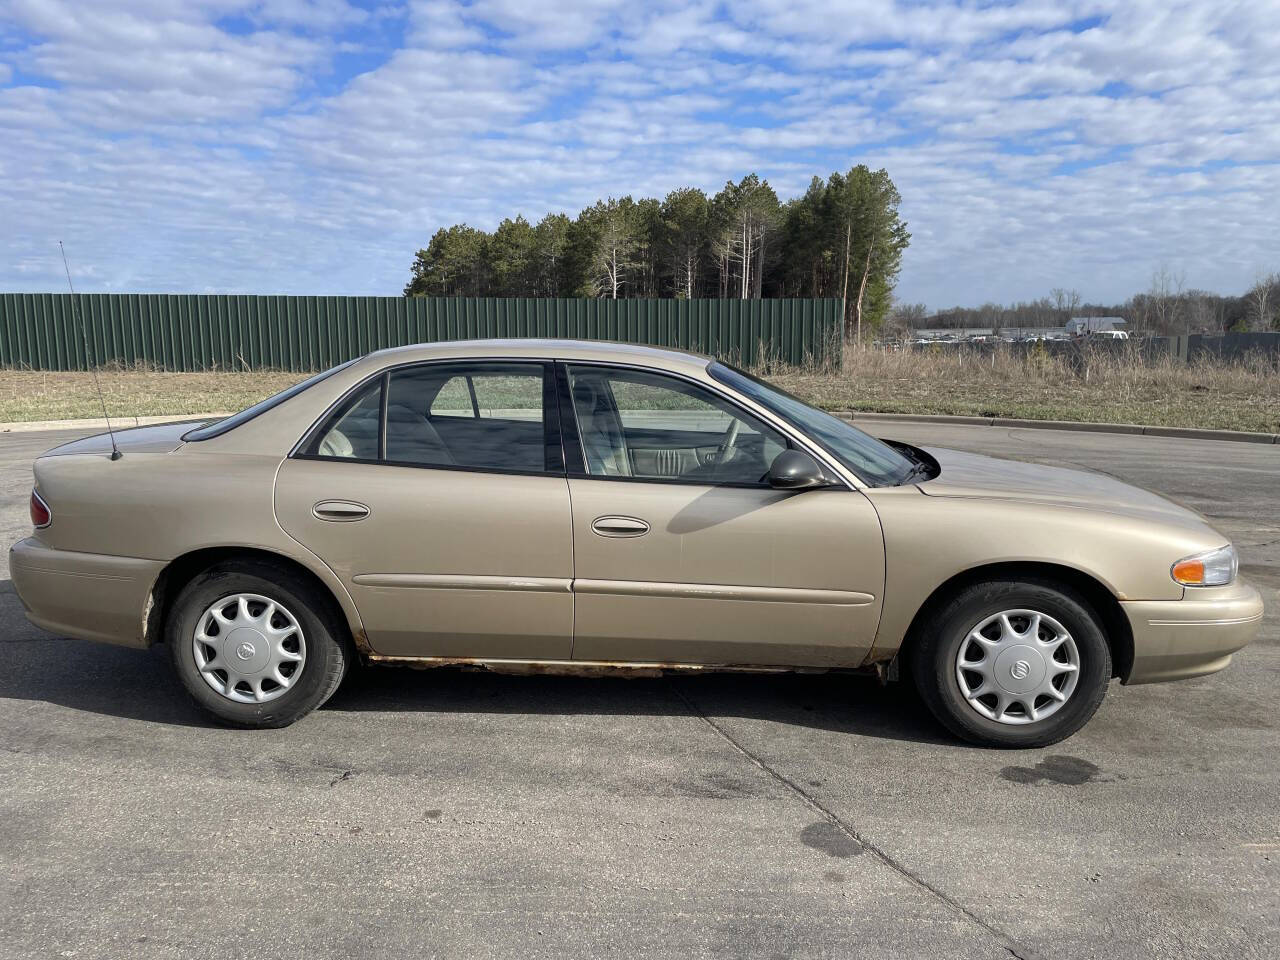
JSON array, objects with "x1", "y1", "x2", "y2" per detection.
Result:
[{"x1": 1, "y1": 421, "x2": 1277, "y2": 960}]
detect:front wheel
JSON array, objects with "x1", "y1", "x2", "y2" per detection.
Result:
[
  {"x1": 909, "y1": 579, "x2": 1112, "y2": 748},
  {"x1": 167, "y1": 560, "x2": 351, "y2": 728}
]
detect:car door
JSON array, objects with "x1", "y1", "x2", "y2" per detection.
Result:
[
  {"x1": 275, "y1": 359, "x2": 573, "y2": 659},
  {"x1": 560, "y1": 362, "x2": 886, "y2": 668}
]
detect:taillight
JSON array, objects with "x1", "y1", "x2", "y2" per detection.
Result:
[{"x1": 30, "y1": 490, "x2": 51, "y2": 528}]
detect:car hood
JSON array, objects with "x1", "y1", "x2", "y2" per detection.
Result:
[
  {"x1": 916, "y1": 446, "x2": 1214, "y2": 531},
  {"x1": 39, "y1": 420, "x2": 209, "y2": 458}
]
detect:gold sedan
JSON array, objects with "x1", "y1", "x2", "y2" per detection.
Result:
[{"x1": 9, "y1": 340, "x2": 1263, "y2": 746}]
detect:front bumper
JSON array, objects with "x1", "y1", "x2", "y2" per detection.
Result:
[
  {"x1": 1121, "y1": 578, "x2": 1264, "y2": 684},
  {"x1": 9, "y1": 537, "x2": 163, "y2": 649}
]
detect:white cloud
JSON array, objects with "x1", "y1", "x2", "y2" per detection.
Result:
[{"x1": 1, "y1": 0, "x2": 1277, "y2": 306}]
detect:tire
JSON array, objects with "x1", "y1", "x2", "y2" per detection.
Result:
[
  {"x1": 909, "y1": 578, "x2": 1112, "y2": 748},
  {"x1": 167, "y1": 559, "x2": 351, "y2": 728}
]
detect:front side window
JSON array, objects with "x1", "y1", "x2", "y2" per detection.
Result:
[
  {"x1": 565, "y1": 365, "x2": 788, "y2": 486},
  {"x1": 708, "y1": 362, "x2": 915, "y2": 486},
  {"x1": 303, "y1": 361, "x2": 560, "y2": 475}
]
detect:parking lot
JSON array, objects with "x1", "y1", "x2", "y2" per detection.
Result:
[{"x1": 1, "y1": 421, "x2": 1276, "y2": 960}]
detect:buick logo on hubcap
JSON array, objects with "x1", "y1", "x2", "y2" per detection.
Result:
[
  {"x1": 1010, "y1": 659, "x2": 1031, "y2": 680},
  {"x1": 236, "y1": 641, "x2": 257, "y2": 661}
]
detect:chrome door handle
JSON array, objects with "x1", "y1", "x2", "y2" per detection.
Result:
[
  {"x1": 313, "y1": 500, "x2": 370, "y2": 522},
  {"x1": 591, "y1": 515, "x2": 650, "y2": 538}
]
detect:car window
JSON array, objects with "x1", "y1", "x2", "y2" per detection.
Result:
[
  {"x1": 708, "y1": 362, "x2": 915, "y2": 487},
  {"x1": 387, "y1": 363, "x2": 555, "y2": 473},
  {"x1": 472, "y1": 375, "x2": 543, "y2": 420},
  {"x1": 565, "y1": 365, "x2": 787, "y2": 486},
  {"x1": 429, "y1": 376, "x2": 475, "y2": 417},
  {"x1": 309, "y1": 379, "x2": 382, "y2": 459}
]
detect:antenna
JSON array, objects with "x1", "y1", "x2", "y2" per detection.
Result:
[{"x1": 59, "y1": 241, "x2": 122, "y2": 461}]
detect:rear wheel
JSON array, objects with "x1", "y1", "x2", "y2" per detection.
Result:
[
  {"x1": 167, "y1": 560, "x2": 350, "y2": 728},
  {"x1": 909, "y1": 579, "x2": 1111, "y2": 748}
]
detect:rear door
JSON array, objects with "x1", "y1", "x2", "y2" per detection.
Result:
[
  {"x1": 560, "y1": 362, "x2": 886, "y2": 668},
  {"x1": 275, "y1": 359, "x2": 573, "y2": 659}
]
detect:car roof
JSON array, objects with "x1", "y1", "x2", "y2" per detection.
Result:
[
  {"x1": 188, "y1": 338, "x2": 720, "y2": 456},
  {"x1": 360, "y1": 338, "x2": 713, "y2": 375}
]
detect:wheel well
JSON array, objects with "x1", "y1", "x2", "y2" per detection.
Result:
[
  {"x1": 144, "y1": 547, "x2": 351, "y2": 648},
  {"x1": 896, "y1": 561, "x2": 1133, "y2": 680}
]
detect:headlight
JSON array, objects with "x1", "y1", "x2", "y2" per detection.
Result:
[{"x1": 1171, "y1": 544, "x2": 1237, "y2": 587}]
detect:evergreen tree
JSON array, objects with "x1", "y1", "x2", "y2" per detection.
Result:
[{"x1": 404, "y1": 166, "x2": 910, "y2": 336}]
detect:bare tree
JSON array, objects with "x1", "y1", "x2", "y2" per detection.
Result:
[
  {"x1": 1247, "y1": 271, "x2": 1278, "y2": 331},
  {"x1": 883, "y1": 301, "x2": 927, "y2": 341},
  {"x1": 1185, "y1": 290, "x2": 1224, "y2": 333},
  {"x1": 1050, "y1": 287, "x2": 1081, "y2": 323},
  {"x1": 1145, "y1": 265, "x2": 1187, "y2": 335}
]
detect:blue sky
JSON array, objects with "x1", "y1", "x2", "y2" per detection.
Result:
[{"x1": 1, "y1": 0, "x2": 1277, "y2": 308}]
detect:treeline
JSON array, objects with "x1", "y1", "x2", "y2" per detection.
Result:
[
  {"x1": 405, "y1": 167, "x2": 910, "y2": 338},
  {"x1": 898, "y1": 270, "x2": 1280, "y2": 337},
  {"x1": 905, "y1": 289, "x2": 1122, "y2": 333}
]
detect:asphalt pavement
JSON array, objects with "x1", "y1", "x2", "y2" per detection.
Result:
[{"x1": 1, "y1": 421, "x2": 1277, "y2": 960}]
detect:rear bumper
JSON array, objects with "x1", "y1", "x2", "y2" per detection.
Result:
[
  {"x1": 1121, "y1": 579, "x2": 1264, "y2": 684},
  {"x1": 9, "y1": 538, "x2": 163, "y2": 649}
]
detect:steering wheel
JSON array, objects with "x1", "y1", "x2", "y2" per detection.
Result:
[{"x1": 714, "y1": 418, "x2": 741, "y2": 465}]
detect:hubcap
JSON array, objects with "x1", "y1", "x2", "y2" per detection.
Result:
[
  {"x1": 192, "y1": 593, "x2": 306, "y2": 703},
  {"x1": 955, "y1": 609, "x2": 1080, "y2": 725}
]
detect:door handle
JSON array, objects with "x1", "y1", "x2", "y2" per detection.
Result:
[
  {"x1": 591, "y1": 515, "x2": 650, "y2": 538},
  {"x1": 313, "y1": 500, "x2": 370, "y2": 522}
]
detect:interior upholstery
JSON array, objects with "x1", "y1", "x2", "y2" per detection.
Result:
[
  {"x1": 318, "y1": 399, "x2": 379, "y2": 459},
  {"x1": 317, "y1": 429, "x2": 355, "y2": 458},
  {"x1": 572, "y1": 378, "x2": 631, "y2": 476},
  {"x1": 385, "y1": 404, "x2": 455, "y2": 465}
]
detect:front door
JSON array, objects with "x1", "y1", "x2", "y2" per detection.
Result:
[
  {"x1": 560, "y1": 363, "x2": 885, "y2": 668},
  {"x1": 276, "y1": 359, "x2": 573, "y2": 659}
]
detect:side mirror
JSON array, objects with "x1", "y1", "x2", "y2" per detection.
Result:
[{"x1": 767, "y1": 449, "x2": 828, "y2": 490}]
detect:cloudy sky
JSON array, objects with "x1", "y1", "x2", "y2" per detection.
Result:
[{"x1": 2, "y1": 0, "x2": 1277, "y2": 308}]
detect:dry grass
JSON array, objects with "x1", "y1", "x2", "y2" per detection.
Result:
[
  {"x1": 771, "y1": 344, "x2": 1280, "y2": 434},
  {"x1": 1, "y1": 346, "x2": 1278, "y2": 434},
  {"x1": 0, "y1": 365, "x2": 304, "y2": 423}
]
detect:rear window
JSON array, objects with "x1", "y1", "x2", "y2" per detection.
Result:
[{"x1": 182, "y1": 359, "x2": 358, "y2": 442}]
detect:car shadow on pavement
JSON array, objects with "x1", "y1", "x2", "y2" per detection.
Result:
[
  {"x1": 0, "y1": 584, "x2": 950, "y2": 744},
  {"x1": 328, "y1": 666, "x2": 954, "y2": 745}
]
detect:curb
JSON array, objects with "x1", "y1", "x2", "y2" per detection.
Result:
[
  {"x1": 837, "y1": 411, "x2": 1280, "y2": 445},
  {"x1": 1, "y1": 413, "x2": 229, "y2": 434},
  {"x1": 2, "y1": 410, "x2": 1277, "y2": 446}
]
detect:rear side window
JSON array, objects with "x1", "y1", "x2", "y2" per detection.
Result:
[
  {"x1": 388, "y1": 365, "x2": 548, "y2": 470},
  {"x1": 301, "y1": 361, "x2": 562, "y2": 475},
  {"x1": 308, "y1": 379, "x2": 382, "y2": 460}
]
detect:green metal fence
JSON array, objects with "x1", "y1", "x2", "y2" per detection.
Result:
[{"x1": 0, "y1": 294, "x2": 843, "y2": 372}]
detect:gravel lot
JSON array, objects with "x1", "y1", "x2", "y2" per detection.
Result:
[{"x1": 1, "y1": 421, "x2": 1277, "y2": 960}]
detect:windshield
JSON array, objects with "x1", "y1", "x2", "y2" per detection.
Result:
[
  {"x1": 182, "y1": 358, "x2": 359, "y2": 441},
  {"x1": 708, "y1": 362, "x2": 917, "y2": 486}
]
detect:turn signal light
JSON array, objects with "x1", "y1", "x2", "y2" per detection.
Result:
[
  {"x1": 1171, "y1": 545, "x2": 1236, "y2": 587},
  {"x1": 30, "y1": 489, "x2": 51, "y2": 528}
]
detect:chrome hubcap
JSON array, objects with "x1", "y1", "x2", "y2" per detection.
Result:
[
  {"x1": 192, "y1": 593, "x2": 306, "y2": 703},
  {"x1": 955, "y1": 609, "x2": 1080, "y2": 725}
]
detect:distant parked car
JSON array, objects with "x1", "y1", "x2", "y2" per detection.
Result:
[
  {"x1": 1085, "y1": 330, "x2": 1130, "y2": 340},
  {"x1": 10, "y1": 340, "x2": 1261, "y2": 747}
]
